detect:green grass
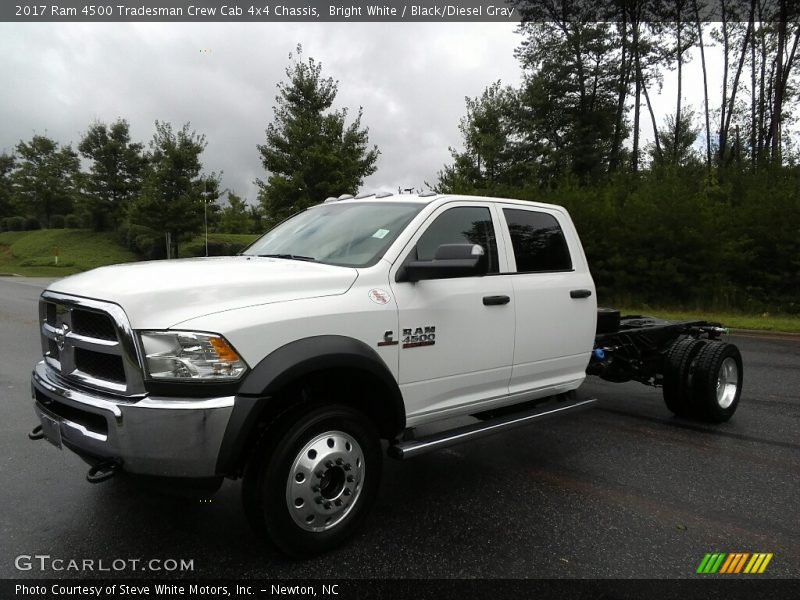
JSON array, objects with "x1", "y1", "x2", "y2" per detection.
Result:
[
  {"x1": 0, "y1": 229, "x2": 138, "y2": 277},
  {"x1": 619, "y1": 307, "x2": 800, "y2": 334}
]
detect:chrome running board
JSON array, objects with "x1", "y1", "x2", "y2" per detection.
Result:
[{"x1": 388, "y1": 397, "x2": 597, "y2": 460}]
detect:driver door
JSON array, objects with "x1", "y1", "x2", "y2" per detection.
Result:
[{"x1": 389, "y1": 202, "x2": 515, "y2": 423}]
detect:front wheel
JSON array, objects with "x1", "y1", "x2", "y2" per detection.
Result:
[{"x1": 242, "y1": 405, "x2": 382, "y2": 557}]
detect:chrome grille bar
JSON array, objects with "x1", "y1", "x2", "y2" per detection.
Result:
[{"x1": 39, "y1": 291, "x2": 146, "y2": 397}]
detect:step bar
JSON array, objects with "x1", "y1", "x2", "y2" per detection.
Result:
[{"x1": 388, "y1": 397, "x2": 597, "y2": 460}]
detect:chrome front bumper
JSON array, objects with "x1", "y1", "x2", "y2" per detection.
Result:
[{"x1": 31, "y1": 361, "x2": 234, "y2": 478}]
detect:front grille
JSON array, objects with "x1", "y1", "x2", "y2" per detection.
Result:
[
  {"x1": 71, "y1": 309, "x2": 116, "y2": 340},
  {"x1": 75, "y1": 348, "x2": 126, "y2": 383},
  {"x1": 39, "y1": 293, "x2": 144, "y2": 396},
  {"x1": 46, "y1": 302, "x2": 57, "y2": 325}
]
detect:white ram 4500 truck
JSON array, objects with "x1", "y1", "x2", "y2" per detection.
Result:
[{"x1": 29, "y1": 193, "x2": 743, "y2": 556}]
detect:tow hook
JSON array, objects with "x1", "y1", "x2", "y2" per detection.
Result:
[
  {"x1": 86, "y1": 459, "x2": 121, "y2": 484},
  {"x1": 28, "y1": 425, "x2": 45, "y2": 440}
]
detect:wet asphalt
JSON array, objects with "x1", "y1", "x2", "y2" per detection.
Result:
[{"x1": 1, "y1": 276, "x2": 798, "y2": 580}]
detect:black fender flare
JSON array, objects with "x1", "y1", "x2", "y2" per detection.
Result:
[{"x1": 216, "y1": 335, "x2": 405, "y2": 475}]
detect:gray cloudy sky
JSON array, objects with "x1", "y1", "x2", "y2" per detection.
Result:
[
  {"x1": 1, "y1": 22, "x2": 715, "y2": 204},
  {"x1": 1, "y1": 23, "x2": 524, "y2": 202}
]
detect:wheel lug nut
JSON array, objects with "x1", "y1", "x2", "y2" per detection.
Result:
[
  {"x1": 315, "y1": 497, "x2": 323, "y2": 504},
  {"x1": 334, "y1": 499, "x2": 342, "y2": 507},
  {"x1": 343, "y1": 489, "x2": 351, "y2": 496},
  {"x1": 324, "y1": 502, "x2": 332, "y2": 510},
  {"x1": 347, "y1": 475, "x2": 355, "y2": 482},
  {"x1": 315, "y1": 471, "x2": 323, "y2": 479},
  {"x1": 335, "y1": 458, "x2": 344, "y2": 465},
  {"x1": 312, "y1": 485, "x2": 320, "y2": 492},
  {"x1": 343, "y1": 464, "x2": 351, "y2": 471},
  {"x1": 325, "y1": 460, "x2": 333, "y2": 468}
]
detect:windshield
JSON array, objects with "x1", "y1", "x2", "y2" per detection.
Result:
[{"x1": 242, "y1": 202, "x2": 423, "y2": 267}]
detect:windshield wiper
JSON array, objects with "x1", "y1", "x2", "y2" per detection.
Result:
[{"x1": 257, "y1": 253, "x2": 317, "y2": 262}]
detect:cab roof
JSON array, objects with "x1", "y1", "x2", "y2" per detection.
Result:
[{"x1": 323, "y1": 192, "x2": 566, "y2": 213}]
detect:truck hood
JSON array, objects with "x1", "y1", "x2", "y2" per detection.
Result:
[{"x1": 48, "y1": 256, "x2": 358, "y2": 329}]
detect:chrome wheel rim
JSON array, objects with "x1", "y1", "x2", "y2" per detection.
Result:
[
  {"x1": 716, "y1": 357, "x2": 739, "y2": 409},
  {"x1": 285, "y1": 430, "x2": 365, "y2": 533}
]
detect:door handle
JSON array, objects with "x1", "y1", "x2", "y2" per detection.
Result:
[
  {"x1": 570, "y1": 289, "x2": 592, "y2": 299},
  {"x1": 483, "y1": 295, "x2": 511, "y2": 306}
]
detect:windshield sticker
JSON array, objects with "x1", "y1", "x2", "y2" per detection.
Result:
[
  {"x1": 372, "y1": 228, "x2": 390, "y2": 239},
  {"x1": 368, "y1": 289, "x2": 391, "y2": 305}
]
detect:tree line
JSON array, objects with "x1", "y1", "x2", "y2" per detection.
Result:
[
  {"x1": 435, "y1": 0, "x2": 799, "y2": 314},
  {"x1": 1, "y1": 13, "x2": 798, "y2": 313},
  {"x1": 0, "y1": 45, "x2": 378, "y2": 259}
]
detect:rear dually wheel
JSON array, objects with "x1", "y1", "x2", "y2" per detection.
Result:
[{"x1": 691, "y1": 341, "x2": 743, "y2": 423}]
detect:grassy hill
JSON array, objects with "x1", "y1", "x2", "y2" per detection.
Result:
[
  {"x1": 0, "y1": 229, "x2": 138, "y2": 277},
  {"x1": 0, "y1": 229, "x2": 261, "y2": 277}
]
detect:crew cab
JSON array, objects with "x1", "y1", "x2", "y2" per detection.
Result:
[{"x1": 28, "y1": 193, "x2": 743, "y2": 556}]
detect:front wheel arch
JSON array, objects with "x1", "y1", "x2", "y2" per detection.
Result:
[{"x1": 216, "y1": 336, "x2": 405, "y2": 476}]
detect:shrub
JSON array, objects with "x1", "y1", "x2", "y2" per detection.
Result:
[
  {"x1": 64, "y1": 214, "x2": 82, "y2": 228},
  {"x1": 8, "y1": 216, "x2": 24, "y2": 231},
  {"x1": 49, "y1": 214, "x2": 66, "y2": 229},
  {"x1": 134, "y1": 233, "x2": 166, "y2": 260},
  {"x1": 183, "y1": 239, "x2": 252, "y2": 257}
]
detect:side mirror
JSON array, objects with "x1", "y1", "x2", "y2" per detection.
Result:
[{"x1": 403, "y1": 244, "x2": 488, "y2": 282}]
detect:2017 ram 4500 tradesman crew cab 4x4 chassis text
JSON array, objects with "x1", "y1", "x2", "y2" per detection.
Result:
[{"x1": 28, "y1": 193, "x2": 743, "y2": 556}]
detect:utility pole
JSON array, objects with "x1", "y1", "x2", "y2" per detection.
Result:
[{"x1": 203, "y1": 180, "x2": 208, "y2": 257}]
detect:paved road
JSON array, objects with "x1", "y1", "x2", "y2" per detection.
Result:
[{"x1": 1, "y1": 276, "x2": 798, "y2": 579}]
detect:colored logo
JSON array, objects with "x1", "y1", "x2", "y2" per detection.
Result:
[
  {"x1": 696, "y1": 552, "x2": 773, "y2": 574},
  {"x1": 368, "y1": 289, "x2": 391, "y2": 305}
]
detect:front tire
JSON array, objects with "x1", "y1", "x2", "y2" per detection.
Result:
[{"x1": 242, "y1": 405, "x2": 382, "y2": 557}]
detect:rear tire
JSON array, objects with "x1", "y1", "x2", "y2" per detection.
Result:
[
  {"x1": 691, "y1": 342, "x2": 743, "y2": 423},
  {"x1": 242, "y1": 404, "x2": 382, "y2": 558},
  {"x1": 662, "y1": 336, "x2": 706, "y2": 418}
]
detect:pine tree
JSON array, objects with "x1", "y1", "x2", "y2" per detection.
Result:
[
  {"x1": 128, "y1": 121, "x2": 219, "y2": 258},
  {"x1": 13, "y1": 135, "x2": 80, "y2": 225},
  {"x1": 78, "y1": 119, "x2": 147, "y2": 230},
  {"x1": 218, "y1": 191, "x2": 252, "y2": 233},
  {"x1": 256, "y1": 45, "x2": 379, "y2": 221},
  {"x1": 0, "y1": 153, "x2": 16, "y2": 219}
]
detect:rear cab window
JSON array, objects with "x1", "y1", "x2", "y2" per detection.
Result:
[{"x1": 501, "y1": 208, "x2": 573, "y2": 273}]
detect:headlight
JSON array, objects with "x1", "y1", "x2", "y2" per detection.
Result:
[{"x1": 140, "y1": 331, "x2": 248, "y2": 380}]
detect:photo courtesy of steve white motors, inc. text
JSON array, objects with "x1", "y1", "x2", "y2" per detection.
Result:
[{"x1": 14, "y1": 583, "x2": 337, "y2": 597}]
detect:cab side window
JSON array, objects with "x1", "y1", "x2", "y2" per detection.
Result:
[
  {"x1": 503, "y1": 208, "x2": 572, "y2": 272},
  {"x1": 415, "y1": 206, "x2": 499, "y2": 273}
]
